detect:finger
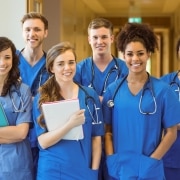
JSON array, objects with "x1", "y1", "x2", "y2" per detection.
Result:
[{"x1": 77, "y1": 109, "x2": 85, "y2": 115}]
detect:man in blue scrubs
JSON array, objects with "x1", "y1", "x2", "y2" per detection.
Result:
[
  {"x1": 17, "y1": 12, "x2": 50, "y2": 177},
  {"x1": 161, "y1": 38, "x2": 180, "y2": 180},
  {"x1": 74, "y1": 18, "x2": 128, "y2": 101},
  {"x1": 74, "y1": 18, "x2": 128, "y2": 180}
]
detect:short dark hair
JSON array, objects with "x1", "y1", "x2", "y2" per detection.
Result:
[
  {"x1": 88, "y1": 18, "x2": 113, "y2": 34},
  {"x1": 21, "y1": 12, "x2": 48, "y2": 30}
]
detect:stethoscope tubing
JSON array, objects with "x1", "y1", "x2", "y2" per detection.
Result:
[
  {"x1": 107, "y1": 72, "x2": 157, "y2": 115},
  {"x1": 89, "y1": 56, "x2": 120, "y2": 95},
  {"x1": 78, "y1": 84, "x2": 102, "y2": 124},
  {"x1": 170, "y1": 70, "x2": 180, "y2": 101},
  {"x1": 9, "y1": 88, "x2": 26, "y2": 113}
]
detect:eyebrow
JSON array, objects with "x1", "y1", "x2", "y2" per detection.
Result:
[{"x1": 126, "y1": 50, "x2": 145, "y2": 52}]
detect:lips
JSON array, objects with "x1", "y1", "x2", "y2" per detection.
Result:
[
  {"x1": 63, "y1": 72, "x2": 72, "y2": 76},
  {"x1": 0, "y1": 67, "x2": 6, "y2": 70},
  {"x1": 131, "y1": 63, "x2": 141, "y2": 67}
]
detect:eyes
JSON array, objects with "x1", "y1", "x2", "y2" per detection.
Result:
[
  {"x1": 57, "y1": 60, "x2": 76, "y2": 67},
  {"x1": 4, "y1": 55, "x2": 11, "y2": 60},
  {"x1": 24, "y1": 27, "x2": 42, "y2": 33},
  {"x1": 125, "y1": 52, "x2": 145, "y2": 57},
  {"x1": 0, "y1": 55, "x2": 12, "y2": 61},
  {"x1": 92, "y1": 35, "x2": 109, "y2": 40}
]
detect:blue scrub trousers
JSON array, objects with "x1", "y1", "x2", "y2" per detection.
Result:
[{"x1": 164, "y1": 167, "x2": 180, "y2": 180}]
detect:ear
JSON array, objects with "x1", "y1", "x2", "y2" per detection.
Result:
[
  {"x1": 111, "y1": 34, "x2": 114, "y2": 43},
  {"x1": 49, "y1": 66, "x2": 54, "y2": 74},
  {"x1": 44, "y1": 29, "x2": 48, "y2": 38},
  {"x1": 88, "y1": 36, "x2": 91, "y2": 44},
  {"x1": 147, "y1": 51, "x2": 151, "y2": 59},
  {"x1": 123, "y1": 52, "x2": 125, "y2": 60}
]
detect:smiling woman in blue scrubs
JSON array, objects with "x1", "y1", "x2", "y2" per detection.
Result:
[
  {"x1": 0, "y1": 37, "x2": 33, "y2": 179},
  {"x1": 161, "y1": 38, "x2": 180, "y2": 180},
  {"x1": 33, "y1": 42, "x2": 104, "y2": 180},
  {"x1": 102, "y1": 23, "x2": 180, "y2": 180}
]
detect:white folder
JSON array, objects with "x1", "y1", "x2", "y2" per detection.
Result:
[{"x1": 41, "y1": 99, "x2": 84, "y2": 140}]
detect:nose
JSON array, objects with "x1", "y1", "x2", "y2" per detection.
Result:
[
  {"x1": 28, "y1": 29, "x2": 35, "y2": 37},
  {"x1": 0, "y1": 58, "x2": 5, "y2": 65},
  {"x1": 97, "y1": 37, "x2": 103, "y2": 44},
  {"x1": 132, "y1": 53, "x2": 139, "y2": 60},
  {"x1": 64, "y1": 63, "x2": 71, "y2": 69}
]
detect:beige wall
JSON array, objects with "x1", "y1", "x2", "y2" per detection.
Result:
[
  {"x1": 2, "y1": 0, "x2": 177, "y2": 72},
  {"x1": 0, "y1": 0, "x2": 26, "y2": 50},
  {"x1": 173, "y1": 4, "x2": 180, "y2": 71},
  {"x1": 43, "y1": 0, "x2": 95, "y2": 61}
]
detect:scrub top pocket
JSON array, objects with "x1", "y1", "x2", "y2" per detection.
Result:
[
  {"x1": 106, "y1": 153, "x2": 120, "y2": 178},
  {"x1": 139, "y1": 154, "x2": 165, "y2": 180}
]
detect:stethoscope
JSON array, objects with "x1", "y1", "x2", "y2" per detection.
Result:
[
  {"x1": 19, "y1": 48, "x2": 47, "y2": 90},
  {"x1": 9, "y1": 87, "x2": 26, "y2": 113},
  {"x1": 78, "y1": 84, "x2": 102, "y2": 124},
  {"x1": 107, "y1": 72, "x2": 157, "y2": 115},
  {"x1": 170, "y1": 70, "x2": 180, "y2": 101},
  {"x1": 88, "y1": 56, "x2": 120, "y2": 95}
]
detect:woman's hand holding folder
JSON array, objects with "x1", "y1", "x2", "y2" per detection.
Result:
[{"x1": 68, "y1": 109, "x2": 85, "y2": 128}]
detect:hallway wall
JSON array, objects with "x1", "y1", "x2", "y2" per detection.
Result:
[
  {"x1": 43, "y1": 0, "x2": 95, "y2": 61},
  {"x1": 0, "y1": 0, "x2": 179, "y2": 73},
  {"x1": 0, "y1": 0, "x2": 26, "y2": 50},
  {"x1": 173, "y1": 4, "x2": 180, "y2": 70}
]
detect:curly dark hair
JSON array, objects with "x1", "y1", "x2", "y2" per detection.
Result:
[
  {"x1": 0, "y1": 37, "x2": 20, "y2": 96},
  {"x1": 116, "y1": 23, "x2": 159, "y2": 53}
]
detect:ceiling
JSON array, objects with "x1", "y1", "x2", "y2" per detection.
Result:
[{"x1": 82, "y1": 0, "x2": 180, "y2": 17}]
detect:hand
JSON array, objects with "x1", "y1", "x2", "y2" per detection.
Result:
[{"x1": 68, "y1": 109, "x2": 85, "y2": 128}]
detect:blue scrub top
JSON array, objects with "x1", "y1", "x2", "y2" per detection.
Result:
[
  {"x1": 18, "y1": 51, "x2": 49, "y2": 97},
  {"x1": 161, "y1": 72, "x2": 180, "y2": 168},
  {"x1": 74, "y1": 57, "x2": 128, "y2": 96},
  {"x1": 33, "y1": 86, "x2": 104, "y2": 180},
  {"x1": 0, "y1": 83, "x2": 33, "y2": 180},
  {"x1": 17, "y1": 50, "x2": 50, "y2": 148},
  {"x1": 102, "y1": 76, "x2": 180, "y2": 179}
]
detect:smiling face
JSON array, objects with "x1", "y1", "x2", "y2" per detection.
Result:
[
  {"x1": 88, "y1": 27, "x2": 114, "y2": 57},
  {"x1": 124, "y1": 41, "x2": 151, "y2": 74},
  {"x1": 0, "y1": 47, "x2": 13, "y2": 79},
  {"x1": 50, "y1": 50, "x2": 76, "y2": 84},
  {"x1": 22, "y1": 18, "x2": 48, "y2": 49}
]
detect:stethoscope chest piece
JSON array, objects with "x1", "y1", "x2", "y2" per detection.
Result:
[{"x1": 107, "y1": 100, "x2": 114, "y2": 107}]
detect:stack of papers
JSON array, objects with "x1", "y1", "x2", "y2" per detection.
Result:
[{"x1": 41, "y1": 99, "x2": 84, "y2": 140}]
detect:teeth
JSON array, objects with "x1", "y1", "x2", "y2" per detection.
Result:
[
  {"x1": 0, "y1": 68, "x2": 6, "y2": 70},
  {"x1": 132, "y1": 64, "x2": 140, "y2": 67},
  {"x1": 64, "y1": 73, "x2": 71, "y2": 76}
]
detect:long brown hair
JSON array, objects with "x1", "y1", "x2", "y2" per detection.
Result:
[
  {"x1": 0, "y1": 37, "x2": 21, "y2": 96},
  {"x1": 38, "y1": 42, "x2": 76, "y2": 127}
]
